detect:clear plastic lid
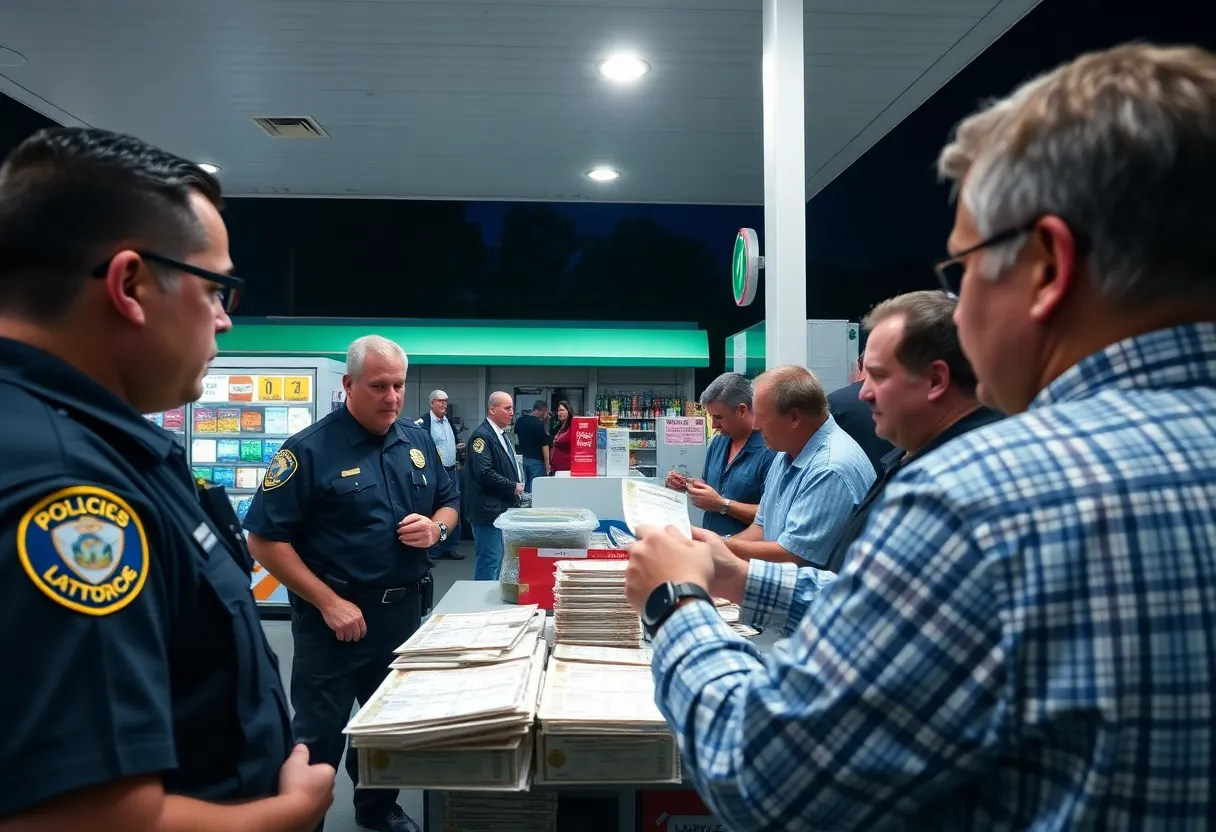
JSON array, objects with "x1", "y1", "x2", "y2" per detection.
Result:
[{"x1": 493, "y1": 507, "x2": 599, "y2": 537}]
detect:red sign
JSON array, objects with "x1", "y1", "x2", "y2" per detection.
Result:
[
  {"x1": 640, "y1": 790, "x2": 722, "y2": 831},
  {"x1": 517, "y1": 545, "x2": 628, "y2": 609},
  {"x1": 569, "y1": 416, "x2": 599, "y2": 477}
]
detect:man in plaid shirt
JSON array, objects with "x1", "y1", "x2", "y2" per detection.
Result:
[{"x1": 626, "y1": 42, "x2": 1216, "y2": 830}]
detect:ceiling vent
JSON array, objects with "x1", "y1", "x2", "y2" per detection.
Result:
[{"x1": 250, "y1": 116, "x2": 328, "y2": 139}]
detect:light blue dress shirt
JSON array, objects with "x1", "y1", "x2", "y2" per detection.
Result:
[
  {"x1": 754, "y1": 414, "x2": 874, "y2": 564},
  {"x1": 429, "y1": 415, "x2": 457, "y2": 467}
]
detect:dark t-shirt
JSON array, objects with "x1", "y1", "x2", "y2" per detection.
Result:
[{"x1": 515, "y1": 414, "x2": 551, "y2": 461}]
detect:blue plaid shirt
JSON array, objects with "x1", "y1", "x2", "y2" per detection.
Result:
[{"x1": 651, "y1": 322, "x2": 1216, "y2": 831}]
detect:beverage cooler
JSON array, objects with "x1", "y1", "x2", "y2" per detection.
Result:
[{"x1": 142, "y1": 357, "x2": 346, "y2": 618}]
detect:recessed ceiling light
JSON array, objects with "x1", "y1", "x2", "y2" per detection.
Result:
[
  {"x1": 586, "y1": 168, "x2": 620, "y2": 182},
  {"x1": 597, "y1": 54, "x2": 649, "y2": 83},
  {"x1": 198, "y1": 163, "x2": 221, "y2": 174}
]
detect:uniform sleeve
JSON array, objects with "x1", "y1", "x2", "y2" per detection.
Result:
[
  {"x1": 242, "y1": 441, "x2": 311, "y2": 542},
  {"x1": 470, "y1": 434, "x2": 517, "y2": 496},
  {"x1": 776, "y1": 470, "x2": 859, "y2": 563},
  {"x1": 0, "y1": 477, "x2": 176, "y2": 817}
]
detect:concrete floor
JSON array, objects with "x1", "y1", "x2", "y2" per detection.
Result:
[{"x1": 261, "y1": 541, "x2": 478, "y2": 832}]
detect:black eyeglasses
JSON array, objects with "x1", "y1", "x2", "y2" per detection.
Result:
[
  {"x1": 933, "y1": 219, "x2": 1040, "y2": 297},
  {"x1": 90, "y1": 250, "x2": 245, "y2": 313}
]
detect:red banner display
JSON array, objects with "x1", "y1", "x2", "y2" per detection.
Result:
[
  {"x1": 569, "y1": 416, "x2": 599, "y2": 477},
  {"x1": 517, "y1": 545, "x2": 628, "y2": 609}
]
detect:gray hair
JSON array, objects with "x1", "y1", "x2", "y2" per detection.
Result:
[
  {"x1": 488, "y1": 391, "x2": 511, "y2": 409},
  {"x1": 429, "y1": 389, "x2": 448, "y2": 402},
  {"x1": 346, "y1": 335, "x2": 408, "y2": 380},
  {"x1": 937, "y1": 42, "x2": 1216, "y2": 306},
  {"x1": 699, "y1": 372, "x2": 754, "y2": 411},
  {"x1": 755, "y1": 365, "x2": 828, "y2": 417}
]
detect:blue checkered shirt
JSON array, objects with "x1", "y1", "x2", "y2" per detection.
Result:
[{"x1": 651, "y1": 322, "x2": 1216, "y2": 830}]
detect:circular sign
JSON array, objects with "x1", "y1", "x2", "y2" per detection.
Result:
[{"x1": 732, "y1": 228, "x2": 761, "y2": 307}]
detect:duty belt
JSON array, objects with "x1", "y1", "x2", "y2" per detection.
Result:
[{"x1": 324, "y1": 575, "x2": 420, "y2": 605}]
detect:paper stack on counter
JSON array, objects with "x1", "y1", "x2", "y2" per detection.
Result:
[
  {"x1": 552, "y1": 643, "x2": 653, "y2": 667},
  {"x1": 713, "y1": 597, "x2": 760, "y2": 639},
  {"x1": 534, "y1": 656, "x2": 680, "y2": 785},
  {"x1": 443, "y1": 791, "x2": 558, "y2": 832},
  {"x1": 345, "y1": 610, "x2": 548, "y2": 791},
  {"x1": 552, "y1": 560, "x2": 643, "y2": 648},
  {"x1": 389, "y1": 604, "x2": 542, "y2": 670}
]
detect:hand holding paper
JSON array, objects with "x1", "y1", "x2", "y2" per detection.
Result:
[{"x1": 621, "y1": 480, "x2": 693, "y2": 539}]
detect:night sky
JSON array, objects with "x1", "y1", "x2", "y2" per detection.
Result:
[{"x1": 1, "y1": 0, "x2": 1213, "y2": 385}]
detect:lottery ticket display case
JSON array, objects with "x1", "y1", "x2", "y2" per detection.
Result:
[{"x1": 142, "y1": 356, "x2": 346, "y2": 618}]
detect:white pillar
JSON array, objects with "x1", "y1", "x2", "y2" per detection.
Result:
[{"x1": 762, "y1": 0, "x2": 807, "y2": 370}]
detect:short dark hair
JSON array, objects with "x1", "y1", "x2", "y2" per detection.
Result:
[
  {"x1": 862, "y1": 290, "x2": 978, "y2": 394},
  {"x1": 0, "y1": 127, "x2": 223, "y2": 320}
]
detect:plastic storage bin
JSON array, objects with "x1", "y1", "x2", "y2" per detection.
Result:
[{"x1": 493, "y1": 508, "x2": 599, "y2": 604}]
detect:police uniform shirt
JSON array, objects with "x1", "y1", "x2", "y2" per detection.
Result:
[
  {"x1": 0, "y1": 338, "x2": 292, "y2": 818},
  {"x1": 243, "y1": 406, "x2": 459, "y2": 588}
]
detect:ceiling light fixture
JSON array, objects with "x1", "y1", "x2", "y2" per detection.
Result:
[
  {"x1": 586, "y1": 168, "x2": 620, "y2": 182},
  {"x1": 198, "y1": 163, "x2": 221, "y2": 174},
  {"x1": 597, "y1": 54, "x2": 649, "y2": 83}
]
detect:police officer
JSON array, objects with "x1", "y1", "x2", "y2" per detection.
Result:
[
  {"x1": 245, "y1": 335, "x2": 458, "y2": 832},
  {"x1": 0, "y1": 127, "x2": 334, "y2": 830},
  {"x1": 464, "y1": 391, "x2": 523, "y2": 581}
]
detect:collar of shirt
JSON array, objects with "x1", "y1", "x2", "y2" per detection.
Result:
[
  {"x1": 489, "y1": 420, "x2": 514, "y2": 452},
  {"x1": 788, "y1": 414, "x2": 838, "y2": 470},
  {"x1": 1032, "y1": 321, "x2": 1216, "y2": 409},
  {"x1": 339, "y1": 405, "x2": 406, "y2": 447},
  {"x1": 0, "y1": 336, "x2": 177, "y2": 461},
  {"x1": 878, "y1": 406, "x2": 1004, "y2": 474}
]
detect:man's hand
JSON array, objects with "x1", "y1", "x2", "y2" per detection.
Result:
[
  {"x1": 398, "y1": 513, "x2": 438, "y2": 548},
  {"x1": 685, "y1": 479, "x2": 725, "y2": 512},
  {"x1": 664, "y1": 471, "x2": 688, "y2": 492},
  {"x1": 277, "y1": 744, "x2": 335, "y2": 830},
  {"x1": 457, "y1": 442, "x2": 466, "y2": 451},
  {"x1": 691, "y1": 527, "x2": 749, "y2": 603},
  {"x1": 320, "y1": 597, "x2": 366, "y2": 642},
  {"x1": 625, "y1": 525, "x2": 714, "y2": 613},
  {"x1": 515, "y1": 482, "x2": 524, "y2": 496}
]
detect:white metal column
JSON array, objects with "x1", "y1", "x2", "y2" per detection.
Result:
[{"x1": 762, "y1": 0, "x2": 807, "y2": 369}]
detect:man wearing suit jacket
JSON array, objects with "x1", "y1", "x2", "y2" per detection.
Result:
[{"x1": 464, "y1": 391, "x2": 523, "y2": 580}]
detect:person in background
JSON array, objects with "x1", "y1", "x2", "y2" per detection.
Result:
[
  {"x1": 827, "y1": 349, "x2": 895, "y2": 475},
  {"x1": 820, "y1": 290, "x2": 1003, "y2": 573},
  {"x1": 665, "y1": 372, "x2": 776, "y2": 538},
  {"x1": 549, "y1": 400, "x2": 573, "y2": 474},
  {"x1": 244, "y1": 335, "x2": 458, "y2": 832},
  {"x1": 415, "y1": 389, "x2": 464, "y2": 560},
  {"x1": 0, "y1": 127, "x2": 333, "y2": 831},
  {"x1": 719, "y1": 366, "x2": 873, "y2": 565},
  {"x1": 624, "y1": 42, "x2": 1216, "y2": 829},
  {"x1": 464, "y1": 392, "x2": 523, "y2": 580},
  {"x1": 515, "y1": 399, "x2": 550, "y2": 490}
]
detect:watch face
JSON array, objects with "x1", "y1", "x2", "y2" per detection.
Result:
[{"x1": 643, "y1": 582, "x2": 676, "y2": 626}]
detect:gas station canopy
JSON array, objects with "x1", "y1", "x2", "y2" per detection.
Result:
[{"x1": 0, "y1": 0, "x2": 1039, "y2": 205}]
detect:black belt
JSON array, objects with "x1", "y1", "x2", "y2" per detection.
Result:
[{"x1": 324, "y1": 576, "x2": 421, "y2": 605}]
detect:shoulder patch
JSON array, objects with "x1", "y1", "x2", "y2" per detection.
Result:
[
  {"x1": 472, "y1": 437, "x2": 486, "y2": 454},
  {"x1": 409, "y1": 447, "x2": 426, "y2": 469},
  {"x1": 17, "y1": 486, "x2": 149, "y2": 616},
  {"x1": 263, "y1": 449, "x2": 299, "y2": 491}
]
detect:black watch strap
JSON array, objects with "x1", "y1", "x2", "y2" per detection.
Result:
[{"x1": 643, "y1": 581, "x2": 712, "y2": 637}]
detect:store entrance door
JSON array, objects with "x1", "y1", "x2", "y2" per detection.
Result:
[{"x1": 513, "y1": 386, "x2": 586, "y2": 432}]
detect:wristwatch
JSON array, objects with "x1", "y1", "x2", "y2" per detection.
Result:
[
  {"x1": 642, "y1": 581, "x2": 712, "y2": 637},
  {"x1": 719, "y1": 498, "x2": 731, "y2": 516},
  {"x1": 436, "y1": 521, "x2": 449, "y2": 543}
]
